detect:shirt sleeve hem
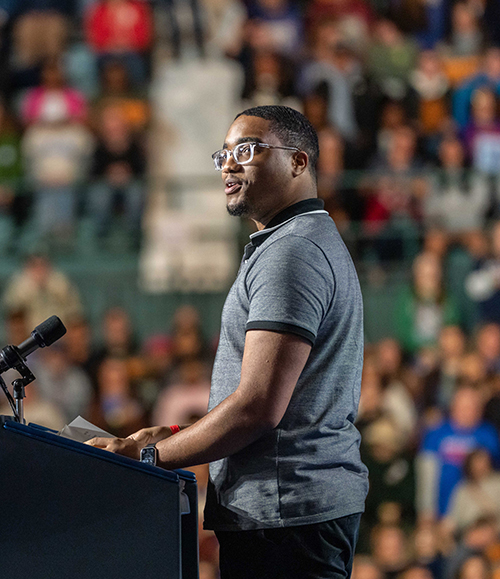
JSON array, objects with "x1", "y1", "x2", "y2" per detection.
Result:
[{"x1": 246, "y1": 321, "x2": 316, "y2": 346}]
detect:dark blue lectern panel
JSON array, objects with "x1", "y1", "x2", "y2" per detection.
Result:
[{"x1": 0, "y1": 420, "x2": 197, "y2": 579}]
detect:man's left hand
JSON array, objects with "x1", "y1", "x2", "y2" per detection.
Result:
[{"x1": 85, "y1": 437, "x2": 141, "y2": 460}]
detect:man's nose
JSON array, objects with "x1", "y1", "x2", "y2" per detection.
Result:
[{"x1": 223, "y1": 151, "x2": 241, "y2": 172}]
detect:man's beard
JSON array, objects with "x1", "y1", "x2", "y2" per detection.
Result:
[{"x1": 226, "y1": 199, "x2": 251, "y2": 218}]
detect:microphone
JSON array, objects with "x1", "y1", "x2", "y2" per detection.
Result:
[{"x1": 0, "y1": 316, "x2": 67, "y2": 373}]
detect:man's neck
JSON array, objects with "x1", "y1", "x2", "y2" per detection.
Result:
[
  {"x1": 253, "y1": 192, "x2": 319, "y2": 231},
  {"x1": 253, "y1": 197, "x2": 323, "y2": 231}
]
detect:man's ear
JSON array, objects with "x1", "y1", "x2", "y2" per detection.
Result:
[{"x1": 291, "y1": 151, "x2": 309, "y2": 177}]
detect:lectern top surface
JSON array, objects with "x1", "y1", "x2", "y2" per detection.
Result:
[{"x1": 3, "y1": 420, "x2": 180, "y2": 483}]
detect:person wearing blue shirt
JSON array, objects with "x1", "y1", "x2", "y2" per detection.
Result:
[
  {"x1": 453, "y1": 48, "x2": 500, "y2": 130},
  {"x1": 417, "y1": 384, "x2": 500, "y2": 518}
]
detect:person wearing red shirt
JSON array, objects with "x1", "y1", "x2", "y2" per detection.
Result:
[{"x1": 85, "y1": 0, "x2": 153, "y2": 85}]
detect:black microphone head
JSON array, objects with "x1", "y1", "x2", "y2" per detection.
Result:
[{"x1": 31, "y1": 316, "x2": 67, "y2": 348}]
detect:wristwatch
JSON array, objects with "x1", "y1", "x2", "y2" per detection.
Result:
[{"x1": 140, "y1": 443, "x2": 158, "y2": 466}]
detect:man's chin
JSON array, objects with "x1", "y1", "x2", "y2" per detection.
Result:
[{"x1": 226, "y1": 200, "x2": 251, "y2": 218}]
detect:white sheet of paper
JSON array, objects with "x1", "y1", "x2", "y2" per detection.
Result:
[{"x1": 59, "y1": 416, "x2": 114, "y2": 443}]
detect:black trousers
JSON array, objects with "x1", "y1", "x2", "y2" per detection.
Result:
[{"x1": 215, "y1": 512, "x2": 362, "y2": 579}]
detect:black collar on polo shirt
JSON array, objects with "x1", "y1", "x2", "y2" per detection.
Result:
[
  {"x1": 265, "y1": 198, "x2": 324, "y2": 230},
  {"x1": 243, "y1": 198, "x2": 325, "y2": 260}
]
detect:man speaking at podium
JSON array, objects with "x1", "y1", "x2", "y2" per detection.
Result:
[{"x1": 89, "y1": 105, "x2": 368, "y2": 579}]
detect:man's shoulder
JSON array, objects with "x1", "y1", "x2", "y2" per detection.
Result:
[
  {"x1": 258, "y1": 218, "x2": 338, "y2": 267},
  {"x1": 270, "y1": 212, "x2": 338, "y2": 247}
]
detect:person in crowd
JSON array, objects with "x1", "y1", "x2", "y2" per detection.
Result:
[
  {"x1": 422, "y1": 227, "x2": 450, "y2": 260},
  {"x1": 444, "y1": 519, "x2": 499, "y2": 579},
  {"x1": 357, "y1": 354, "x2": 387, "y2": 440},
  {"x1": 138, "y1": 334, "x2": 173, "y2": 401},
  {"x1": 376, "y1": 337, "x2": 418, "y2": 441},
  {"x1": 364, "y1": 125, "x2": 425, "y2": 261},
  {"x1": 91, "y1": 59, "x2": 150, "y2": 132},
  {"x1": 417, "y1": 384, "x2": 500, "y2": 520},
  {"x1": 475, "y1": 322, "x2": 500, "y2": 375},
  {"x1": 361, "y1": 418, "x2": 416, "y2": 537},
  {"x1": 445, "y1": 449, "x2": 500, "y2": 534},
  {"x1": 483, "y1": 372, "x2": 500, "y2": 437},
  {"x1": 63, "y1": 315, "x2": 94, "y2": 377},
  {"x1": 424, "y1": 136, "x2": 489, "y2": 233},
  {"x1": 3, "y1": 308, "x2": 29, "y2": 346},
  {"x1": 201, "y1": 0, "x2": 246, "y2": 59},
  {"x1": 407, "y1": 50, "x2": 451, "y2": 152},
  {"x1": 453, "y1": 48, "x2": 500, "y2": 130},
  {"x1": 421, "y1": 325, "x2": 467, "y2": 412},
  {"x1": 439, "y1": 2, "x2": 484, "y2": 59},
  {"x1": 352, "y1": 555, "x2": 383, "y2": 579},
  {"x1": 375, "y1": 100, "x2": 409, "y2": 156},
  {"x1": 370, "y1": 524, "x2": 410, "y2": 579},
  {"x1": 241, "y1": 51, "x2": 301, "y2": 110},
  {"x1": 246, "y1": 0, "x2": 303, "y2": 60},
  {"x1": 3, "y1": 253, "x2": 83, "y2": 330},
  {"x1": 322, "y1": 39, "x2": 381, "y2": 161},
  {"x1": 466, "y1": 222, "x2": 500, "y2": 326},
  {"x1": 169, "y1": 304, "x2": 212, "y2": 367},
  {"x1": 156, "y1": 0, "x2": 205, "y2": 59},
  {"x1": 302, "y1": 83, "x2": 331, "y2": 133},
  {"x1": 20, "y1": 58, "x2": 87, "y2": 126},
  {"x1": 316, "y1": 125, "x2": 364, "y2": 226},
  {"x1": 33, "y1": 342, "x2": 93, "y2": 423},
  {"x1": 84, "y1": 0, "x2": 153, "y2": 85},
  {"x1": 7, "y1": 0, "x2": 74, "y2": 72},
  {"x1": 0, "y1": 98, "x2": 22, "y2": 245},
  {"x1": 367, "y1": 18, "x2": 419, "y2": 102},
  {"x1": 86, "y1": 104, "x2": 146, "y2": 242},
  {"x1": 400, "y1": 566, "x2": 435, "y2": 579},
  {"x1": 394, "y1": 252, "x2": 461, "y2": 355},
  {"x1": 152, "y1": 358, "x2": 211, "y2": 427},
  {"x1": 412, "y1": 519, "x2": 445, "y2": 579},
  {"x1": 316, "y1": 125, "x2": 345, "y2": 196},
  {"x1": 87, "y1": 306, "x2": 139, "y2": 384},
  {"x1": 462, "y1": 88, "x2": 500, "y2": 175},
  {"x1": 305, "y1": 0, "x2": 374, "y2": 49},
  {"x1": 21, "y1": 88, "x2": 93, "y2": 243},
  {"x1": 459, "y1": 352, "x2": 489, "y2": 388},
  {"x1": 457, "y1": 555, "x2": 493, "y2": 579},
  {"x1": 89, "y1": 356, "x2": 147, "y2": 437},
  {"x1": 298, "y1": 19, "x2": 358, "y2": 141}
]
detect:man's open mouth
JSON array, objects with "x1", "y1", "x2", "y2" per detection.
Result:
[{"x1": 225, "y1": 179, "x2": 243, "y2": 195}]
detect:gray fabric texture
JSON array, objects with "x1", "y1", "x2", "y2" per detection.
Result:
[{"x1": 204, "y1": 206, "x2": 368, "y2": 531}]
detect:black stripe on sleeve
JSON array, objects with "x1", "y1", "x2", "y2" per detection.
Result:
[{"x1": 246, "y1": 321, "x2": 316, "y2": 346}]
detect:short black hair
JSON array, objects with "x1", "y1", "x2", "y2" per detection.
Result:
[{"x1": 235, "y1": 105, "x2": 319, "y2": 180}]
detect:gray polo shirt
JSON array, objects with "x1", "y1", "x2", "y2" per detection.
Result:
[{"x1": 204, "y1": 199, "x2": 368, "y2": 531}]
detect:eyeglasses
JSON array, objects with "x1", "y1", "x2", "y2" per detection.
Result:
[{"x1": 212, "y1": 142, "x2": 301, "y2": 171}]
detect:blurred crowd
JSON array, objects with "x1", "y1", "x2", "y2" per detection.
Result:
[
  {"x1": 0, "y1": 0, "x2": 152, "y2": 253},
  {"x1": 0, "y1": 0, "x2": 498, "y2": 257},
  {"x1": 1, "y1": 0, "x2": 500, "y2": 578}
]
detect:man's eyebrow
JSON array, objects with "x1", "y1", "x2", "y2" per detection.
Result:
[{"x1": 223, "y1": 137, "x2": 264, "y2": 149}]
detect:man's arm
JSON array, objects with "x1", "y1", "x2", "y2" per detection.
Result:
[{"x1": 88, "y1": 329, "x2": 311, "y2": 469}]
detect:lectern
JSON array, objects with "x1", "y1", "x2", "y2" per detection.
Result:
[{"x1": 0, "y1": 419, "x2": 199, "y2": 579}]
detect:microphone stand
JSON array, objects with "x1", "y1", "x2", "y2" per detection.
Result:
[
  {"x1": 0, "y1": 374, "x2": 18, "y2": 422},
  {"x1": 0, "y1": 346, "x2": 36, "y2": 424}
]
